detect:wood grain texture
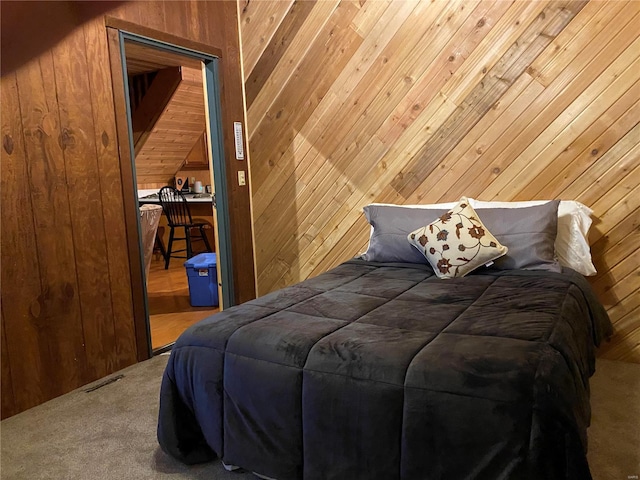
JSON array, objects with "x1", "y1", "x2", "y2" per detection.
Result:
[
  {"x1": 1, "y1": 73, "x2": 37, "y2": 419},
  {"x1": 133, "y1": 66, "x2": 206, "y2": 184},
  {"x1": 125, "y1": 41, "x2": 202, "y2": 74},
  {"x1": 1, "y1": 309, "x2": 16, "y2": 419},
  {"x1": 106, "y1": 27, "x2": 150, "y2": 364},
  {"x1": 241, "y1": 0, "x2": 640, "y2": 362},
  {"x1": 84, "y1": 18, "x2": 138, "y2": 371},
  {"x1": 1, "y1": 0, "x2": 254, "y2": 417},
  {"x1": 10, "y1": 52, "x2": 90, "y2": 408},
  {"x1": 130, "y1": 67, "x2": 182, "y2": 153},
  {"x1": 51, "y1": 25, "x2": 117, "y2": 381}
]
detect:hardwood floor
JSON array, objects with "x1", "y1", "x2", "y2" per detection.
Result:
[{"x1": 147, "y1": 255, "x2": 219, "y2": 350}]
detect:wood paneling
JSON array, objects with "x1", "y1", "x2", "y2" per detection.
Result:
[
  {"x1": 133, "y1": 66, "x2": 206, "y2": 184},
  {"x1": 84, "y1": 18, "x2": 139, "y2": 371},
  {"x1": 241, "y1": 1, "x2": 640, "y2": 362},
  {"x1": 0, "y1": 0, "x2": 254, "y2": 417},
  {"x1": 130, "y1": 67, "x2": 182, "y2": 151},
  {"x1": 125, "y1": 41, "x2": 202, "y2": 75}
]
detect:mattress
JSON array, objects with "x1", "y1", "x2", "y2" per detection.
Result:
[{"x1": 157, "y1": 259, "x2": 612, "y2": 479}]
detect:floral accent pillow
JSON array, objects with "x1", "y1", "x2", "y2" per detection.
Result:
[{"x1": 407, "y1": 198, "x2": 508, "y2": 279}]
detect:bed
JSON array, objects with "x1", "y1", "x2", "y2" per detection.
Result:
[{"x1": 157, "y1": 198, "x2": 612, "y2": 480}]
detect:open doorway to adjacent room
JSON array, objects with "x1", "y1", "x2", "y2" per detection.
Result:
[{"x1": 112, "y1": 31, "x2": 235, "y2": 353}]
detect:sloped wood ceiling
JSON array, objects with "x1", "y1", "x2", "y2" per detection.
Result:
[
  {"x1": 240, "y1": 1, "x2": 640, "y2": 362},
  {"x1": 133, "y1": 66, "x2": 206, "y2": 184}
]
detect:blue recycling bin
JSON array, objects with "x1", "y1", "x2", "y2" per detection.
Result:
[{"x1": 184, "y1": 253, "x2": 219, "y2": 307}]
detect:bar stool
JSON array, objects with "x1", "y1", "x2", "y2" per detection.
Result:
[{"x1": 158, "y1": 186, "x2": 212, "y2": 269}]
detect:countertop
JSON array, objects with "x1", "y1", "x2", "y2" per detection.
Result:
[{"x1": 138, "y1": 191, "x2": 214, "y2": 204}]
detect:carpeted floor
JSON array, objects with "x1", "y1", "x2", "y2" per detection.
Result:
[{"x1": 1, "y1": 355, "x2": 638, "y2": 480}]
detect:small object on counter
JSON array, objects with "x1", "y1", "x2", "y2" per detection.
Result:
[
  {"x1": 175, "y1": 175, "x2": 189, "y2": 193},
  {"x1": 205, "y1": 185, "x2": 212, "y2": 193},
  {"x1": 195, "y1": 181, "x2": 203, "y2": 193}
]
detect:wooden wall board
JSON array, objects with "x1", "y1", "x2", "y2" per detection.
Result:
[
  {"x1": 519, "y1": 95, "x2": 640, "y2": 201},
  {"x1": 330, "y1": 0, "x2": 422, "y2": 104},
  {"x1": 435, "y1": 21, "x2": 640, "y2": 205},
  {"x1": 390, "y1": 1, "x2": 589, "y2": 198},
  {"x1": 238, "y1": 0, "x2": 295, "y2": 77},
  {"x1": 106, "y1": 27, "x2": 150, "y2": 363},
  {"x1": 13, "y1": 54, "x2": 90, "y2": 402},
  {"x1": 351, "y1": 0, "x2": 392, "y2": 38},
  {"x1": 246, "y1": 0, "x2": 341, "y2": 133},
  {"x1": 491, "y1": 66, "x2": 639, "y2": 202},
  {"x1": 241, "y1": 0, "x2": 640, "y2": 362},
  {"x1": 131, "y1": 68, "x2": 183, "y2": 151},
  {"x1": 398, "y1": 72, "x2": 542, "y2": 204},
  {"x1": 217, "y1": 0, "x2": 258, "y2": 303},
  {"x1": 278, "y1": 98, "x2": 457, "y2": 286},
  {"x1": 1, "y1": 73, "x2": 47, "y2": 417},
  {"x1": 51, "y1": 26, "x2": 117, "y2": 381},
  {"x1": 1, "y1": 309, "x2": 16, "y2": 419},
  {"x1": 125, "y1": 41, "x2": 202, "y2": 74},
  {"x1": 248, "y1": 1, "x2": 363, "y2": 193},
  {"x1": 592, "y1": 212, "x2": 639, "y2": 278},
  {"x1": 485, "y1": 45, "x2": 640, "y2": 200},
  {"x1": 83, "y1": 18, "x2": 138, "y2": 370},
  {"x1": 600, "y1": 304, "x2": 640, "y2": 363},
  {"x1": 376, "y1": 0, "x2": 512, "y2": 147},
  {"x1": 564, "y1": 123, "x2": 639, "y2": 201},
  {"x1": 591, "y1": 227, "x2": 639, "y2": 302},
  {"x1": 250, "y1": 0, "x2": 456, "y2": 255},
  {"x1": 245, "y1": 0, "x2": 317, "y2": 108},
  {"x1": 440, "y1": 0, "x2": 553, "y2": 105},
  {"x1": 529, "y1": 0, "x2": 629, "y2": 87},
  {"x1": 252, "y1": 0, "x2": 496, "y2": 271},
  {"x1": 1, "y1": 0, "x2": 255, "y2": 417}
]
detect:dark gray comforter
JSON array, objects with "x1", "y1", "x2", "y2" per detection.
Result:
[{"x1": 157, "y1": 259, "x2": 612, "y2": 480}]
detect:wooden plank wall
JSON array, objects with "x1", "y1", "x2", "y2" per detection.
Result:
[
  {"x1": 0, "y1": 1, "x2": 254, "y2": 418},
  {"x1": 240, "y1": 0, "x2": 640, "y2": 362},
  {"x1": 133, "y1": 67, "x2": 206, "y2": 185}
]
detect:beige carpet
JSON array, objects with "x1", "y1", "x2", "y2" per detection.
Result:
[
  {"x1": 1, "y1": 355, "x2": 638, "y2": 479},
  {"x1": 587, "y1": 359, "x2": 640, "y2": 480}
]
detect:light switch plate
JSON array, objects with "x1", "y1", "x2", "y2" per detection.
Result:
[{"x1": 238, "y1": 171, "x2": 246, "y2": 186}]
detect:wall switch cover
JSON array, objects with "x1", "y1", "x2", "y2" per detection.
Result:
[{"x1": 238, "y1": 171, "x2": 246, "y2": 186}]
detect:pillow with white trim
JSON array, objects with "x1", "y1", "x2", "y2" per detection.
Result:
[
  {"x1": 473, "y1": 200, "x2": 561, "y2": 272},
  {"x1": 361, "y1": 203, "x2": 450, "y2": 263},
  {"x1": 407, "y1": 198, "x2": 508, "y2": 279},
  {"x1": 470, "y1": 199, "x2": 596, "y2": 275}
]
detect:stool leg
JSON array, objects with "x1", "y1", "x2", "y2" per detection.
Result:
[
  {"x1": 165, "y1": 228, "x2": 175, "y2": 269},
  {"x1": 185, "y1": 227, "x2": 193, "y2": 260},
  {"x1": 155, "y1": 232, "x2": 167, "y2": 263},
  {"x1": 200, "y1": 226, "x2": 212, "y2": 252}
]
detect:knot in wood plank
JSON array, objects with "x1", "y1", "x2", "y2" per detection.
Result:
[{"x1": 3, "y1": 134, "x2": 14, "y2": 154}]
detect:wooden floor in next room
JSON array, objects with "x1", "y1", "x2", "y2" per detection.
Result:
[{"x1": 147, "y1": 255, "x2": 219, "y2": 350}]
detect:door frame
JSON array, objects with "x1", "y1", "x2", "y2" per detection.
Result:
[{"x1": 107, "y1": 23, "x2": 235, "y2": 359}]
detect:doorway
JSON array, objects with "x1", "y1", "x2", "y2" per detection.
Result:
[{"x1": 113, "y1": 30, "x2": 235, "y2": 354}]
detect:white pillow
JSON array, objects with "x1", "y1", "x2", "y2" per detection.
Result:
[{"x1": 470, "y1": 199, "x2": 596, "y2": 276}]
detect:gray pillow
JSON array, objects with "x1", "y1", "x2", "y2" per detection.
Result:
[
  {"x1": 361, "y1": 201, "x2": 561, "y2": 272},
  {"x1": 361, "y1": 205, "x2": 447, "y2": 263},
  {"x1": 476, "y1": 200, "x2": 561, "y2": 272}
]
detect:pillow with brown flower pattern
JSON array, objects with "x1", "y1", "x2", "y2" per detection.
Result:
[{"x1": 407, "y1": 197, "x2": 508, "y2": 279}]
